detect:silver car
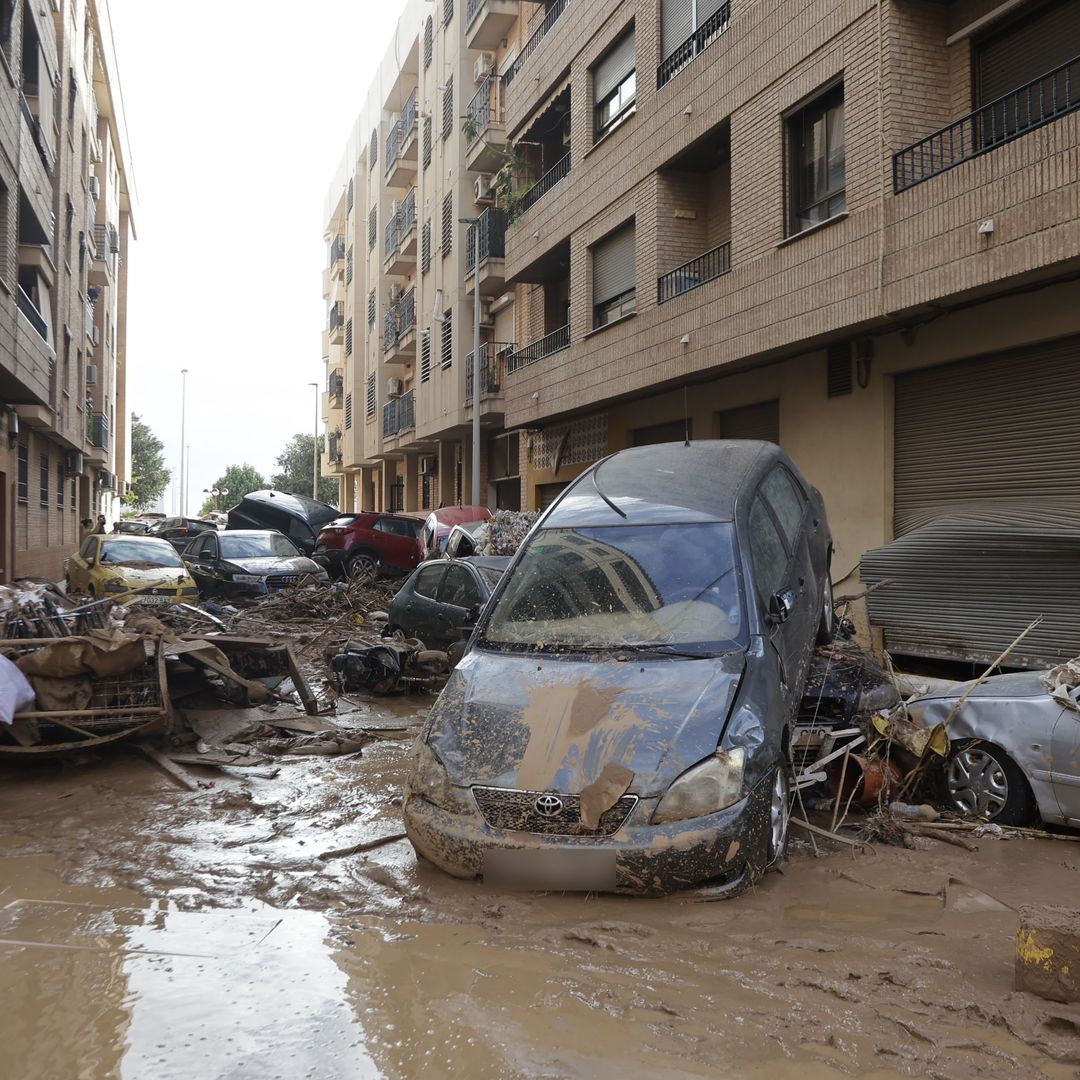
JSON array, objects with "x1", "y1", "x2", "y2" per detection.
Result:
[{"x1": 906, "y1": 672, "x2": 1080, "y2": 827}]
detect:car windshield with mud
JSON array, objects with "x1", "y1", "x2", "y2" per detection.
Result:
[{"x1": 404, "y1": 440, "x2": 834, "y2": 896}]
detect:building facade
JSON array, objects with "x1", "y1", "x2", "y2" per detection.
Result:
[{"x1": 0, "y1": 0, "x2": 134, "y2": 581}]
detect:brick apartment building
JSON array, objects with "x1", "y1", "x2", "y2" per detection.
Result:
[
  {"x1": 325, "y1": 0, "x2": 1078, "y2": 653},
  {"x1": 0, "y1": 0, "x2": 134, "y2": 583}
]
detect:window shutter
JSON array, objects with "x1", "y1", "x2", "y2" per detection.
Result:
[
  {"x1": 442, "y1": 76, "x2": 454, "y2": 139},
  {"x1": 662, "y1": 0, "x2": 694, "y2": 60},
  {"x1": 441, "y1": 193, "x2": 453, "y2": 254},
  {"x1": 424, "y1": 16, "x2": 433, "y2": 68},
  {"x1": 368, "y1": 207, "x2": 377, "y2": 251},
  {"x1": 421, "y1": 333, "x2": 431, "y2": 381},
  {"x1": 698, "y1": 0, "x2": 728, "y2": 24},
  {"x1": 366, "y1": 374, "x2": 376, "y2": 417},
  {"x1": 441, "y1": 311, "x2": 453, "y2": 367},
  {"x1": 594, "y1": 29, "x2": 635, "y2": 103},
  {"x1": 593, "y1": 223, "x2": 636, "y2": 305}
]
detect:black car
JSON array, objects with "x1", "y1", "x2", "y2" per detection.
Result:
[
  {"x1": 227, "y1": 491, "x2": 340, "y2": 557},
  {"x1": 387, "y1": 557, "x2": 510, "y2": 651},
  {"x1": 183, "y1": 530, "x2": 329, "y2": 598},
  {"x1": 146, "y1": 516, "x2": 217, "y2": 552},
  {"x1": 404, "y1": 440, "x2": 834, "y2": 897}
]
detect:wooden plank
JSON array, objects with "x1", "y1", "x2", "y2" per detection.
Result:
[
  {"x1": 135, "y1": 743, "x2": 201, "y2": 791},
  {"x1": 286, "y1": 646, "x2": 320, "y2": 716}
]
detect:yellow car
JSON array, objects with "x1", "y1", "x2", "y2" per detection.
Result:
[{"x1": 66, "y1": 535, "x2": 200, "y2": 604}]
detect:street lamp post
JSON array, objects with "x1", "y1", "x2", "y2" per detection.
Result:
[
  {"x1": 460, "y1": 216, "x2": 481, "y2": 508},
  {"x1": 309, "y1": 381, "x2": 320, "y2": 501},
  {"x1": 179, "y1": 368, "x2": 188, "y2": 516}
]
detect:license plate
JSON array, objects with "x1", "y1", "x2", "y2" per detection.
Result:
[
  {"x1": 483, "y1": 848, "x2": 617, "y2": 892},
  {"x1": 135, "y1": 596, "x2": 173, "y2": 607}
]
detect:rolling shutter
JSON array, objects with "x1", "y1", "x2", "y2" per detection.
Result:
[
  {"x1": 594, "y1": 29, "x2": 635, "y2": 103},
  {"x1": 976, "y1": 0, "x2": 1080, "y2": 104},
  {"x1": 592, "y1": 223, "x2": 636, "y2": 305},
  {"x1": 662, "y1": 0, "x2": 694, "y2": 60}
]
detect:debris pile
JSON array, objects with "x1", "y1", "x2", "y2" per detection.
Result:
[
  {"x1": 472, "y1": 510, "x2": 539, "y2": 557},
  {"x1": 0, "y1": 582, "x2": 109, "y2": 638}
]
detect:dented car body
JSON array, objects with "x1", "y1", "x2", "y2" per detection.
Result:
[{"x1": 404, "y1": 441, "x2": 834, "y2": 895}]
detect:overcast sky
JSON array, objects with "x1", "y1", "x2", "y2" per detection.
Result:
[{"x1": 108, "y1": 0, "x2": 405, "y2": 514}]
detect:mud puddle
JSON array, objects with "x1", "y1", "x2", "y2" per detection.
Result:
[{"x1": 0, "y1": 693, "x2": 1078, "y2": 1078}]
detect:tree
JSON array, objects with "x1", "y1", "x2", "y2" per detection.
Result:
[
  {"x1": 269, "y1": 434, "x2": 338, "y2": 506},
  {"x1": 128, "y1": 414, "x2": 171, "y2": 511},
  {"x1": 198, "y1": 463, "x2": 266, "y2": 516}
]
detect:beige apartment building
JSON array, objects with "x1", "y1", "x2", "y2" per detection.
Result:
[{"x1": 0, "y1": 0, "x2": 134, "y2": 582}]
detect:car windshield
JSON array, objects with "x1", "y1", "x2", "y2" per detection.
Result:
[
  {"x1": 220, "y1": 534, "x2": 301, "y2": 560},
  {"x1": 99, "y1": 540, "x2": 184, "y2": 568},
  {"x1": 482, "y1": 524, "x2": 746, "y2": 655}
]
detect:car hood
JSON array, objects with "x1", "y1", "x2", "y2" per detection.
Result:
[
  {"x1": 96, "y1": 566, "x2": 192, "y2": 587},
  {"x1": 424, "y1": 649, "x2": 745, "y2": 797},
  {"x1": 227, "y1": 556, "x2": 323, "y2": 576}
]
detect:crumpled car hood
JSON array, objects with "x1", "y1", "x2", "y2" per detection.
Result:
[
  {"x1": 425, "y1": 649, "x2": 745, "y2": 797},
  {"x1": 98, "y1": 566, "x2": 189, "y2": 587},
  {"x1": 227, "y1": 557, "x2": 322, "y2": 576}
]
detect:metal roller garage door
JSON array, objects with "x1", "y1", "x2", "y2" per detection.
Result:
[{"x1": 863, "y1": 335, "x2": 1080, "y2": 668}]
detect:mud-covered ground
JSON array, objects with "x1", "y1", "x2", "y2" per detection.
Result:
[{"x1": 0, "y1": 693, "x2": 1078, "y2": 1079}]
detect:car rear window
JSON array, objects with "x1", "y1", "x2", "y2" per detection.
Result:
[{"x1": 327, "y1": 516, "x2": 360, "y2": 528}]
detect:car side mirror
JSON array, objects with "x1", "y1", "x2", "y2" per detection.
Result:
[
  {"x1": 767, "y1": 589, "x2": 795, "y2": 626},
  {"x1": 464, "y1": 605, "x2": 481, "y2": 626}
]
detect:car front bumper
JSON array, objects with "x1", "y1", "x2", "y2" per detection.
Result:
[
  {"x1": 312, "y1": 549, "x2": 346, "y2": 574},
  {"x1": 403, "y1": 773, "x2": 772, "y2": 896}
]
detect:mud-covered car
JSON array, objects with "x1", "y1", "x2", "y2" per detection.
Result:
[
  {"x1": 182, "y1": 530, "x2": 329, "y2": 598},
  {"x1": 404, "y1": 440, "x2": 834, "y2": 896}
]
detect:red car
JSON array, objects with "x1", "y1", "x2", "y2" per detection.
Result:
[{"x1": 313, "y1": 512, "x2": 425, "y2": 578}]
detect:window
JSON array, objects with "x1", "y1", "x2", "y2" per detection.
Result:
[
  {"x1": 70, "y1": 476, "x2": 76, "y2": 510},
  {"x1": 414, "y1": 564, "x2": 446, "y2": 600},
  {"x1": 39, "y1": 453, "x2": 49, "y2": 505},
  {"x1": 421, "y1": 220, "x2": 432, "y2": 273},
  {"x1": 366, "y1": 373, "x2": 376, "y2": 418},
  {"x1": 661, "y1": 0, "x2": 728, "y2": 62},
  {"x1": 368, "y1": 206, "x2": 377, "y2": 251},
  {"x1": 368, "y1": 289, "x2": 376, "y2": 329},
  {"x1": 440, "y1": 565, "x2": 482, "y2": 610},
  {"x1": 369, "y1": 129, "x2": 378, "y2": 170},
  {"x1": 423, "y1": 116, "x2": 432, "y2": 169},
  {"x1": 593, "y1": 30, "x2": 636, "y2": 142},
  {"x1": 787, "y1": 82, "x2": 845, "y2": 236},
  {"x1": 424, "y1": 16, "x2": 433, "y2": 69},
  {"x1": 592, "y1": 222, "x2": 636, "y2": 328},
  {"x1": 345, "y1": 318, "x2": 353, "y2": 357},
  {"x1": 346, "y1": 245, "x2": 353, "y2": 284},
  {"x1": 347, "y1": 179, "x2": 354, "y2": 212},
  {"x1": 56, "y1": 463, "x2": 64, "y2": 507},
  {"x1": 443, "y1": 0, "x2": 453, "y2": 27},
  {"x1": 441, "y1": 193, "x2": 453, "y2": 255},
  {"x1": 748, "y1": 497, "x2": 788, "y2": 605},
  {"x1": 442, "y1": 76, "x2": 454, "y2": 140},
  {"x1": 441, "y1": 311, "x2": 453, "y2": 368},
  {"x1": 760, "y1": 468, "x2": 805, "y2": 548},
  {"x1": 16, "y1": 442, "x2": 27, "y2": 502},
  {"x1": 345, "y1": 392, "x2": 353, "y2": 430},
  {"x1": 420, "y1": 332, "x2": 432, "y2": 382}
]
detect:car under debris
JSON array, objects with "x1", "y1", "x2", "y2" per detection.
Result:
[{"x1": 404, "y1": 440, "x2": 834, "y2": 896}]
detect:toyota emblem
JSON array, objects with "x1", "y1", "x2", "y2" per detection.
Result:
[{"x1": 534, "y1": 794, "x2": 564, "y2": 818}]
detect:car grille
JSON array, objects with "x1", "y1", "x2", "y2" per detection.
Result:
[
  {"x1": 265, "y1": 574, "x2": 300, "y2": 588},
  {"x1": 472, "y1": 786, "x2": 637, "y2": 837},
  {"x1": 147, "y1": 587, "x2": 180, "y2": 596}
]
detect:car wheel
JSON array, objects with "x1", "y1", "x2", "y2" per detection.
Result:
[
  {"x1": 815, "y1": 572, "x2": 835, "y2": 645},
  {"x1": 765, "y1": 763, "x2": 791, "y2": 869},
  {"x1": 347, "y1": 551, "x2": 379, "y2": 580},
  {"x1": 944, "y1": 742, "x2": 1036, "y2": 826}
]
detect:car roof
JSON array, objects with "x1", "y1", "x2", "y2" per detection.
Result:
[
  {"x1": 101, "y1": 534, "x2": 172, "y2": 544},
  {"x1": 428, "y1": 506, "x2": 491, "y2": 525},
  {"x1": 544, "y1": 440, "x2": 778, "y2": 527},
  {"x1": 459, "y1": 556, "x2": 511, "y2": 572},
  {"x1": 218, "y1": 530, "x2": 287, "y2": 538},
  {"x1": 230, "y1": 490, "x2": 339, "y2": 526}
]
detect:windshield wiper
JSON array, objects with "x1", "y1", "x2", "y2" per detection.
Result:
[{"x1": 593, "y1": 642, "x2": 713, "y2": 660}]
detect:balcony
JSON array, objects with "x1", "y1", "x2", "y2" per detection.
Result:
[
  {"x1": 517, "y1": 152, "x2": 570, "y2": 218},
  {"x1": 384, "y1": 189, "x2": 418, "y2": 276},
  {"x1": 465, "y1": 208, "x2": 507, "y2": 295},
  {"x1": 382, "y1": 389, "x2": 416, "y2": 440},
  {"x1": 466, "y1": 76, "x2": 507, "y2": 172},
  {"x1": 326, "y1": 430, "x2": 343, "y2": 466},
  {"x1": 465, "y1": 342, "x2": 514, "y2": 403},
  {"x1": 16, "y1": 286, "x2": 47, "y2": 342},
  {"x1": 893, "y1": 55, "x2": 1080, "y2": 192},
  {"x1": 657, "y1": 3, "x2": 731, "y2": 90},
  {"x1": 386, "y1": 90, "x2": 419, "y2": 189},
  {"x1": 328, "y1": 370, "x2": 344, "y2": 404},
  {"x1": 466, "y1": 0, "x2": 519, "y2": 51},
  {"x1": 330, "y1": 234, "x2": 346, "y2": 277},
  {"x1": 86, "y1": 410, "x2": 109, "y2": 453},
  {"x1": 658, "y1": 241, "x2": 731, "y2": 304},
  {"x1": 503, "y1": 0, "x2": 569, "y2": 88},
  {"x1": 328, "y1": 301, "x2": 345, "y2": 344},
  {"x1": 506, "y1": 324, "x2": 569, "y2": 375},
  {"x1": 383, "y1": 288, "x2": 417, "y2": 364},
  {"x1": 89, "y1": 223, "x2": 115, "y2": 286}
]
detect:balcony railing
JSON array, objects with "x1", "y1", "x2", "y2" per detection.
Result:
[
  {"x1": 658, "y1": 241, "x2": 731, "y2": 304},
  {"x1": 16, "y1": 286, "x2": 47, "y2": 341},
  {"x1": 384, "y1": 216, "x2": 399, "y2": 259},
  {"x1": 467, "y1": 76, "x2": 501, "y2": 147},
  {"x1": 518, "y1": 153, "x2": 571, "y2": 217},
  {"x1": 383, "y1": 288, "x2": 417, "y2": 352},
  {"x1": 386, "y1": 124, "x2": 402, "y2": 174},
  {"x1": 467, "y1": 0, "x2": 484, "y2": 21},
  {"x1": 328, "y1": 371, "x2": 344, "y2": 398},
  {"x1": 399, "y1": 188, "x2": 417, "y2": 238},
  {"x1": 504, "y1": 0, "x2": 569, "y2": 87},
  {"x1": 85, "y1": 298, "x2": 96, "y2": 342},
  {"x1": 327, "y1": 432, "x2": 342, "y2": 464},
  {"x1": 401, "y1": 89, "x2": 418, "y2": 143},
  {"x1": 465, "y1": 208, "x2": 507, "y2": 273},
  {"x1": 658, "y1": 3, "x2": 731, "y2": 90},
  {"x1": 330, "y1": 235, "x2": 346, "y2": 264},
  {"x1": 893, "y1": 55, "x2": 1080, "y2": 192},
  {"x1": 465, "y1": 342, "x2": 514, "y2": 401},
  {"x1": 382, "y1": 389, "x2": 415, "y2": 439},
  {"x1": 328, "y1": 301, "x2": 345, "y2": 331},
  {"x1": 506, "y1": 325, "x2": 569, "y2": 374},
  {"x1": 87, "y1": 411, "x2": 109, "y2": 450}
]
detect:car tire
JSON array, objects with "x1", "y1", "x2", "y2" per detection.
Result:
[
  {"x1": 765, "y1": 762, "x2": 791, "y2": 870},
  {"x1": 815, "y1": 571, "x2": 835, "y2": 645},
  {"x1": 944, "y1": 742, "x2": 1037, "y2": 826},
  {"x1": 347, "y1": 551, "x2": 379, "y2": 580}
]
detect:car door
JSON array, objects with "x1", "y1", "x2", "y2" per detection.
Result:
[
  {"x1": 69, "y1": 537, "x2": 98, "y2": 592},
  {"x1": 396, "y1": 563, "x2": 449, "y2": 644},
  {"x1": 185, "y1": 534, "x2": 213, "y2": 594},
  {"x1": 1050, "y1": 691, "x2": 1080, "y2": 825},
  {"x1": 435, "y1": 564, "x2": 485, "y2": 649},
  {"x1": 373, "y1": 517, "x2": 421, "y2": 571}
]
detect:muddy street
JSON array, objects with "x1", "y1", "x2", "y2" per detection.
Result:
[{"x1": 0, "y1": 692, "x2": 1076, "y2": 1080}]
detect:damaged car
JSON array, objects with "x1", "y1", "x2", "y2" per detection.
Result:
[
  {"x1": 183, "y1": 530, "x2": 329, "y2": 598},
  {"x1": 65, "y1": 536, "x2": 199, "y2": 602},
  {"x1": 404, "y1": 440, "x2": 834, "y2": 896}
]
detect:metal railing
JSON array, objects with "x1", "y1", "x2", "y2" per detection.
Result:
[
  {"x1": 93, "y1": 223, "x2": 110, "y2": 262},
  {"x1": 658, "y1": 241, "x2": 732, "y2": 304},
  {"x1": 465, "y1": 342, "x2": 514, "y2": 401},
  {"x1": 467, "y1": 76, "x2": 501, "y2": 147},
  {"x1": 327, "y1": 432, "x2": 342, "y2": 464},
  {"x1": 466, "y1": 208, "x2": 507, "y2": 273},
  {"x1": 504, "y1": 0, "x2": 569, "y2": 87},
  {"x1": 518, "y1": 152, "x2": 570, "y2": 216},
  {"x1": 893, "y1": 55, "x2": 1080, "y2": 192},
  {"x1": 328, "y1": 301, "x2": 345, "y2": 331},
  {"x1": 16, "y1": 286, "x2": 47, "y2": 341},
  {"x1": 330, "y1": 235, "x2": 346, "y2": 264},
  {"x1": 86, "y1": 411, "x2": 108, "y2": 450},
  {"x1": 401, "y1": 89, "x2": 418, "y2": 143},
  {"x1": 506, "y1": 325, "x2": 569, "y2": 374},
  {"x1": 386, "y1": 123, "x2": 402, "y2": 174},
  {"x1": 657, "y1": 2, "x2": 731, "y2": 90},
  {"x1": 382, "y1": 390, "x2": 415, "y2": 439},
  {"x1": 85, "y1": 299, "x2": 95, "y2": 340},
  {"x1": 467, "y1": 0, "x2": 484, "y2": 23},
  {"x1": 383, "y1": 288, "x2": 417, "y2": 352},
  {"x1": 399, "y1": 188, "x2": 417, "y2": 238},
  {"x1": 384, "y1": 216, "x2": 399, "y2": 259},
  {"x1": 328, "y1": 371, "x2": 344, "y2": 398}
]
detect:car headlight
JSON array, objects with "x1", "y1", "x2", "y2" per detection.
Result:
[
  {"x1": 652, "y1": 749, "x2": 746, "y2": 824},
  {"x1": 103, "y1": 580, "x2": 129, "y2": 593},
  {"x1": 406, "y1": 739, "x2": 456, "y2": 812},
  {"x1": 230, "y1": 574, "x2": 261, "y2": 584}
]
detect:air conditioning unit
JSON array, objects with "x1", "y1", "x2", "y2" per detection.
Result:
[
  {"x1": 101, "y1": 471, "x2": 117, "y2": 491},
  {"x1": 86, "y1": 363, "x2": 98, "y2": 386},
  {"x1": 88, "y1": 176, "x2": 100, "y2": 199},
  {"x1": 386, "y1": 378, "x2": 403, "y2": 398},
  {"x1": 67, "y1": 451, "x2": 85, "y2": 477},
  {"x1": 473, "y1": 53, "x2": 495, "y2": 83},
  {"x1": 479, "y1": 298, "x2": 495, "y2": 326},
  {"x1": 90, "y1": 325, "x2": 100, "y2": 347},
  {"x1": 474, "y1": 174, "x2": 495, "y2": 205}
]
